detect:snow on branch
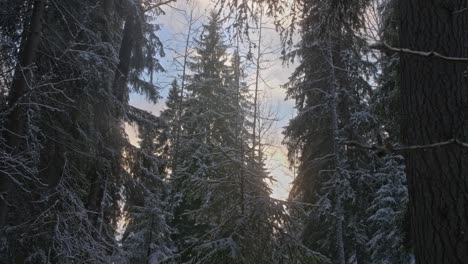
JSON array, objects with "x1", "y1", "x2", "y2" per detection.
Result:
[
  {"x1": 370, "y1": 42, "x2": 468, "y2": 62},
  {"x1": 343, "y1": 138, "x2": 468, "y2": 153}
]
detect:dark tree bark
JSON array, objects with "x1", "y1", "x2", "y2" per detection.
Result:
[
  {"x1": 399, "y1": 1, "x2": 468, "y2": 263},
  {"x1": 0, "y1": 0, "x2": 46, "y2": 228},
  {"x1": 113, "y1": 14, "x2": 135, "y2": 104}
]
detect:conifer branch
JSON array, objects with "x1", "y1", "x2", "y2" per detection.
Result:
[
  {"x1": 370, "y1": 42, "x2": 468, "y2": 62},
  {"x1": 343, "y1": 138, "x2": 468, "y2": 153}
]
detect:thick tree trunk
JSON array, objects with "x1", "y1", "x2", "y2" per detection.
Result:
[
  {"x1": 399, "y1": 1, "x2": 468, "y2": 263},
  {"x1": 0, "y1": 0, "x2": 46, "y2": 228}
]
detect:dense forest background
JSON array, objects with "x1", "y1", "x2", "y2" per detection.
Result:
[{"x1": 0, "y1": 0, "x2": 467, "y2": 263}]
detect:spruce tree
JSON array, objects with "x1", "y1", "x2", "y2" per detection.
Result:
[
  {"x1": 171, "y1": 12, "x2": 242, "y2": 262},
  {"x1": 169, "y1": 12, "x2": 300, "y2": 263}
]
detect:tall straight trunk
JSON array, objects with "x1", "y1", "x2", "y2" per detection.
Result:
[
  {"x1": 172, "y1": 10, "x2": 194, "y2": 176},
  {"x1": 327, "y1": 42, "x2": 345, "y2": 264},
  {"x1": 252, "y1": 8, "x2": 263, "y2": 161},
  {"x1": 0, "y1": 0, "x2": 46, "y2": 228},
  {"x1": 146, "y1": 214, "x2": 155, "y2": 263},
  {"x1": 233, "y1": 31, "x2": 245, "y2": 214},
  {"x1": 399, "y1": 1, "x2": 468, "y2": 263},
  {"x1": 113, "y1": 14, "x2": 135, "y2": 103}
]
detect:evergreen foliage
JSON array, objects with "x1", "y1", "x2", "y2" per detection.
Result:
[
  {"x1": 283, "y1": 0, "x2": 410, "y2": 262},
  {"x1": 0, "y1": 0, "x2": 447, "y2": 263}
]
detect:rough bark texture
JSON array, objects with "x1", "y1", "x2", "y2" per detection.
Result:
[{"x1": 399, "y1": 1, "x2": 468, "y2": 263}]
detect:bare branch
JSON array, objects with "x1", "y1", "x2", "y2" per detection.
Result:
[
  {"x1": 370, "y1": 42, "x2": 468, "y2": 62},
  {"x1": 343, "y1": 138, "x2": 468, "y2": 153}
]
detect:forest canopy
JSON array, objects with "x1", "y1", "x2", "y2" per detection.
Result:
[{"x1": 0, "y1": 0, "x2": 467, "y2": 263}]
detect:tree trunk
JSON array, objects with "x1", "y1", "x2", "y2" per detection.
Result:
[
  {"x1": 172, "y1": 10, "x2": 194, "y2": 176},
  {"x1": 399, "y1": 1, "x2": 468, "y2": 263},
  {"x1": 233, "y1": 31, "x2": 245, "y2": 214},
  {"x1": 252, "y1": 8, "x2": 263, "y2": 161},
  {"x1": 328, "y1": 42, "x2": 346, "y2": 264},
  {"x1": 146, "y1": 214, "x2": 155, "y2": 263},
  {"x1": 113, "y1": 14, "x2": 135, "y2": 104},
  {"x1": 0, "y1": 0, "x2": 46, "y2": 228}
]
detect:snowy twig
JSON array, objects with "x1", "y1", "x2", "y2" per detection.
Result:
[
  {"x1": 370, "y1": 42, "x2": 468, "y2": 62},
  {"x1": 343, "y1": 138, "x2": 468, "y2": 153}
]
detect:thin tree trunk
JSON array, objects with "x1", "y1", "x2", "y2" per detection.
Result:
[
  {"x1": 113, "y1": 15, "x2": 135, "y2": 104},
  {"x1": 0, "y1": 0, "x2": 47, "y2": 228},
  {"x1": 233, "y1": 27, "x2": 245, "y2": 214},
  {"x1": 146, "y1": 214, "x2": 155, "y2": 263},
  {"x1": 98, "y1": 173, "x2": 109, "y2": 234},
  {"x1": 240, "y1": 134, "x2": 245, "y2": 214},
  {"x1": 328, "y1": 41, "x2": 346, "y2": 264},
  {"x1": 172, "y1": 10, "x2": 194, "y2": 177},
  {"x1": 252, "y1": 8, "x2": 263, "y2": 162},
  {"x1": 400, "y1": 1, "x2": 468, "y2": 263},
  {"x1": 87, "y1": 167, "x2": 104, "y2": 226}
]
